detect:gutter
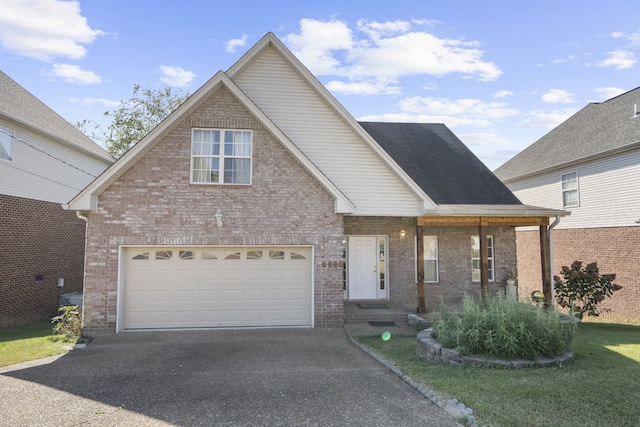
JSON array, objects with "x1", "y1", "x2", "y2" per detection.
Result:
[{"x1": 548, "y1": 215, "x2": 561, "y2": 308}]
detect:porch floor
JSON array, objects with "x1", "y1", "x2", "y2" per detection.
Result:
[{"x1": 343, "y1": 300, "x2": 416, "y2": 321}]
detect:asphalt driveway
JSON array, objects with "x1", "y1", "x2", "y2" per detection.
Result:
[{"x1": 0, "y1": 328, "x2": 460, "y2": 426}]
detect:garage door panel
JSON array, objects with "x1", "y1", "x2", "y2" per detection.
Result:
[{"x1": 123, "y1": 246, "x2": 312, "y2": 329}]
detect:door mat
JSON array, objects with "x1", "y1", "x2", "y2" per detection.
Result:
[
  {"x1": 368, "y1": 321, "x2": 398, "y2": 327},
  {"x1": 357, "y1": 303, "x2": 389, "y2": 310}
]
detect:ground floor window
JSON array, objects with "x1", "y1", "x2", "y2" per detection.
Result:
[
  {"x1": 471, "y1": 235, "x2": 494, "y2": 282},
  {"x1": 423, "y1": 236, "x2": 438, "y2": 282}
]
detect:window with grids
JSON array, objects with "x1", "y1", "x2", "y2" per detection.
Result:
[
  {"x1": 471, "y1": 236, "x2": 494, "y2": 282},
  {"x1": 423, "y1": 236, "x2": 438, "y2": 282},
  {"x1": 0, "y1": 126, "x2": 14, "y2": 161},
  {"x1": 191, "y1": 129, "x2": 252, "y2": 184},
  {"x1": 561, "y1": 171, "x2": 579, "y2": 207}
]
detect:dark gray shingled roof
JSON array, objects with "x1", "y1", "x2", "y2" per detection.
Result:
[
  {"x1": 0, "y1": 70, "x2": 112, "y2": 161},
  {"x1": 494, "y1": 86, "x2": 640, "y2": 182},
  {"x1": 359, "y1": 121, "x2": 521, "y2": 205}
]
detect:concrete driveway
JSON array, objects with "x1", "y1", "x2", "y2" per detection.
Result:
[{"x1": 0, "y1": 328, "x2": 460, "y2": 426}]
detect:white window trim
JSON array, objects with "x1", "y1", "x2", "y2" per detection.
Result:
[
  {"x1": 190, "y1": 128, "x2": 252, "y2": 185},
  {"x1": 423, "y1": 235, "x2": 438, "y2": 283},
  {"x1": 561, "y1": 171, "x2": 579, "y2": 208},
  {"x1": 0, "y1": 125, "x2": 14, "y2": 162},
  {"x1": 471, "y1": 235, "x2": 494, "y2": 282}
]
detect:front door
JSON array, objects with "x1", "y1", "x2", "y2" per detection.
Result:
[{"x1": 348, "y1": 236, "x2": 378, "y2": 299}]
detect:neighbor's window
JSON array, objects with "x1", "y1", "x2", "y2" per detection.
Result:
[
  {"x1": 423, "y1": 236, "x2": 438, "y2": 282},
  {"x1": 471, "y1": 236, "x2": 494, "y2": 282},
  {"x1": 562, "y1": 171, "x2": 579, "y2": 207},
  {"x1": 0, "y1": 126, "x2": 14, "y2": 161},
  {"x1": 191, "y1": 129, "x2": 252, "y2": 184}
]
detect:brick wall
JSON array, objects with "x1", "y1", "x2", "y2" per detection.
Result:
[
  {"x1": 421, "y1": 225, "x2": 517, "y2": 312},
  {"x1": 82, "y1": 87, "x2": 344, "y2": 335},
  {"x1": 343, "y1": 219, "x2": 517, "y2": 312},
  {"x1": 1, "y1": 194, "x2": 85, "y2": 328},
  {"x1": 516, "y1": 227, "x2": 640, "y2": 324}
]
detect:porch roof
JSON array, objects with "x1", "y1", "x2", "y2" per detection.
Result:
[{"x1": 419, "y1": 204, "x2": 569, "y2": 227}]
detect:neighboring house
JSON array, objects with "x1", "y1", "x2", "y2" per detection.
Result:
[
  {"x1": 0, "y1": 71, "x2": 113, "y2": 328},
  {"x1": 69, "y1": 33, "x2": 562, "y2": 335},
  {"x1": 495, "y1": 87, "x2": 640, "y2": 324}
]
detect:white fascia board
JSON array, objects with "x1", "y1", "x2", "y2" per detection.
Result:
[
  {"x1": 227, "y1": 33, "x2": 435, "y2": 214},
  {"x1": 430, "y1": 204, "x2": 570, "y2": 218}
]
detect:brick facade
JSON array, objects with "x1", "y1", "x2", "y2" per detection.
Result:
[
  {"x1": 1, "y1": 194, "x2": 85, "y2": 327},
  {"x1": 82, "y1": 87, "x2": 344, "y2": 335},
  {"x1": 516, "y1": 227, "x2": 640, "y2": 324},
  {"x1": 344, "y1": 219, "x2": 517, "y2": 312},
  {"x1": 421, "y1": 225, "x2": 517, "y2": 312}
]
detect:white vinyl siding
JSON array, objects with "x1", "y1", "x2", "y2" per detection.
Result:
[
  {"x1": 507, "y1": 149, "x2": 640, "y2": 229},
  {"x1": 231, "y1": 47, "x2": 423, "y2": 216},
  {"x1": 0, "y1": 119, "x2": 112, "y2": 204}
]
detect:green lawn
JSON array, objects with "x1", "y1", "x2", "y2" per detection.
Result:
[
  {"x1": 0, "y1": 322, "x2": 74, "y2": 368},
  {"x1": 358, "y1": 323, "x2": 640, "y2": 427}
]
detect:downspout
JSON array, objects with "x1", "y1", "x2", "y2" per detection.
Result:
[{"x1": 548, "y1": 215, "x2": 561, "y2": 308}]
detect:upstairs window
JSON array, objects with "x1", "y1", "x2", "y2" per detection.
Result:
[
  {"x1": 562, "y1": 171, "x2": 579, "y2": 207},
  {"x1": 191, "y1": 129, "x2": 252, "y2": 184},
  {"x1": 0, "y1": 126, "x2": 14, "y2": 161}
]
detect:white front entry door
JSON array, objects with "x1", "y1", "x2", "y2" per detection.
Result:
[{"x1": 348, "y1": 236, "x2": 378, "y2": 299}]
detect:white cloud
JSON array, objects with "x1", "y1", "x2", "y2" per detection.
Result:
[
  {"x1": 494, "y1": 90, "x2": 514, "y2": 99},
  {"x1": 225, "y1": 34, "x2": 248, "y2": 53},
  {"x1": 542, "y1": 89, "x2": 575, "y2": 103},
  {"x1": 47, "y1": 63, "x2": 101, "y2": 84},
  {"x1": 69, "y1": 97, "x2": 120, "y2": 107},
  {"x1": 596, "y1": 50, "x2": 636, "y2": 70},
  {"x1": 399, "y1": 97, "x2": 518, "y2": 121},
  {"x1": 594, "y1": 86, "x2": 626, "y2": 100},
  {"x1": 159, "y1": 65, "x2": 196, "y2": 87},
  {"x1": 0, "y1": 0, "x2": 104, "y2": 61},
  {"x1": 457, "y1": 132, "x2": 512, "y2": 146},
  {"x1": 326, "y1": 79, "x2": 401, "y2": 95},
  {"x1": 517, "y1": 108, "x2": 576, "y2": 129},
  {"x1": 283, "y1": 18, "x2": 502, "y2": 94}
]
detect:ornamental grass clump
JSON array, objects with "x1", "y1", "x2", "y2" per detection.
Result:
[{"x1": 431, "y1": 294, "x2": 576, "y2": 360}]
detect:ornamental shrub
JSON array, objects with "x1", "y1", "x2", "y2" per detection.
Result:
[
  {"x1": 51, "y1": 305, "x2": 82, "y2": 338},
  {"x1": 431, "y1": 294, "x2": 576, "y2": 360},
  {"x1": 554, "y1": 261, "x2": 622, "y2": 319}
]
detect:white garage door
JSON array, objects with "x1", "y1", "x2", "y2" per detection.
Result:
[{"x1": 122, "y1": 246, "x2": 312, "y2": 330}]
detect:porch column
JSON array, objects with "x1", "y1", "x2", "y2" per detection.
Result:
[
  {"x1": 479, "y1": 221, "x2": 489, "y2": 300},
  {"x1": 416, "y1": 226, "x2": 426, "y2": 313},
  {"x1": 539, "y1": 224, "x2": 552, "y2": 308}
]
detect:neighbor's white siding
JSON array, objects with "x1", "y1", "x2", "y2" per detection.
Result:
[
  {"x1": 231, "y1": 47, "x2": 423, "y2": 216},
  {"x1": 0, "y1": 118, "x2": 112, "y2": 204},
  {"x1": 508, "y1": 148, "x2": 640, "y2": 229}
]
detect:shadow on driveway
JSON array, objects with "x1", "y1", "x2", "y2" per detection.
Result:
[{"x1": 1, "y1": 328, "x2": 460, "y2": 426}]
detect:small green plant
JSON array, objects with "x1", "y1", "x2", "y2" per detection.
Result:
[
  {"x1": 554, "y1": 261, "x2": 622, "y2": 319},
  {"x1": 431, "y1": 294, "x2": 576, "y2": 359},
  {"x1": 51, "y1": 305, "x2": 82, "y2": 338}
]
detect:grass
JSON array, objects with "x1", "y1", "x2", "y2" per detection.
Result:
[
  {"x1": 0, "y1": 322, "x2": 75, "y2": 368},
  {"x1": 358, "y1": 323, "x2": 640, "y2": 427}
]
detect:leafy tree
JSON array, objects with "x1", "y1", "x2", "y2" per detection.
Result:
[{"x1": 76, "y1": 84, "x2": 189, "y2": 158}]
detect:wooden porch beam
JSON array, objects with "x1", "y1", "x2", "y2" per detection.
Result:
[
  {"x1": 418, "y1": 216, "x2": 550, "y2": 227},
  {"x1": 539, "y1": 224, "x2": 552, "y2": 308},
  {"x1": 416, "y1": 226, "x2": 426, "y2": 313}
]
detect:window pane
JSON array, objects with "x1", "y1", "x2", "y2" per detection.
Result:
[
  {"x1": 563, "y1": 190, "x2": 578, "y2": 207},
  {"x1": 425, "y1": 260, "x2": 437, "y2": 282},
  {"x1": 0, "y1": 127, "x2": 14, "y2": 161},
  {"x1": 224, "y1": 158, "x2": 250, "y2": 184}
]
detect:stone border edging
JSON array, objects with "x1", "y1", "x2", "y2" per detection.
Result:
[
  {"x1": 417, "y1": 328, "x2": 574, "y2": 368},
  {"x1": 346, "y1": 332, "x2": 479, "y2": 427}
]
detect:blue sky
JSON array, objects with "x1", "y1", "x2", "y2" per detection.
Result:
[{"x1": 1, "y1": 0, "x2": 639, "y2": 170}]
